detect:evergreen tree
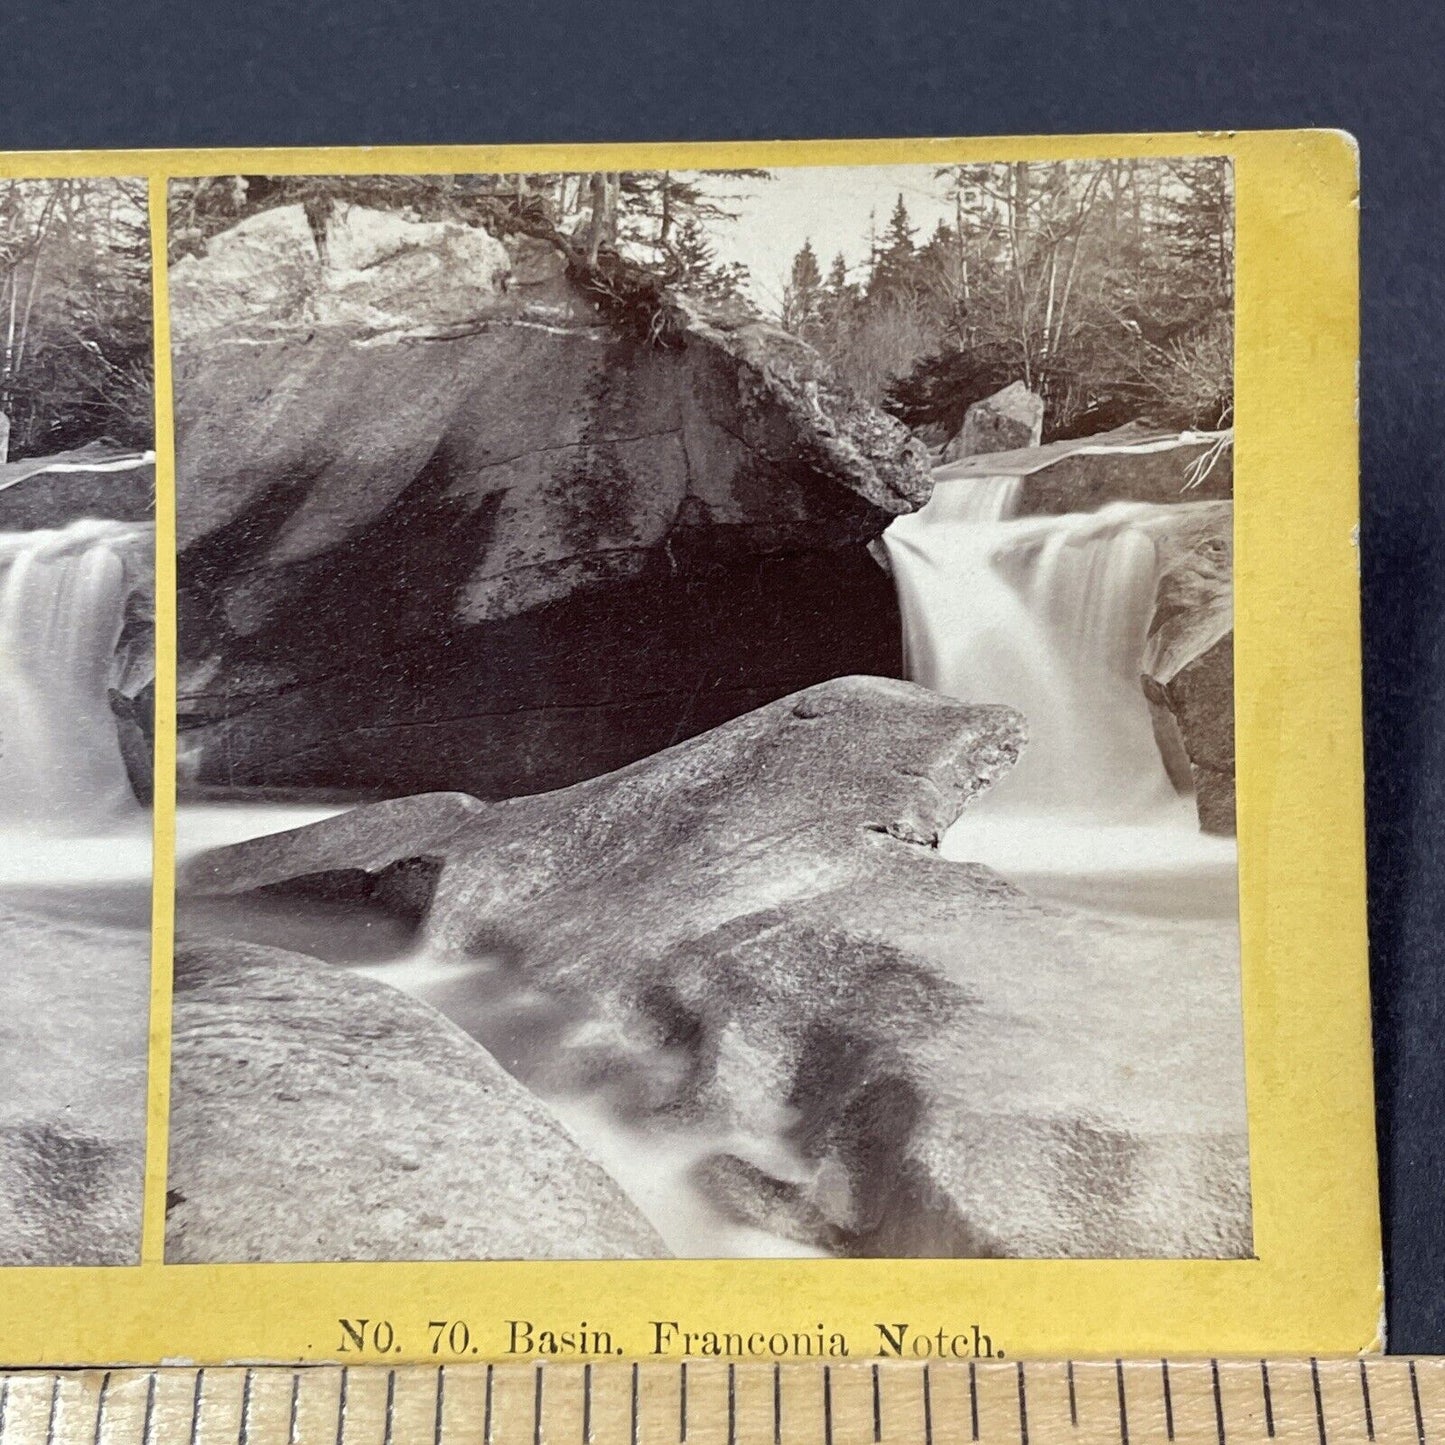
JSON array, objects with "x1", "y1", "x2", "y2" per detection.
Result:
[
  {"x1": 867, "y1": 194, "x2": 920, "y2": 303},
  {"x1": 772, "y1": 160, "x2": 1233, "y2": 435},
  {"x1": 668, "y1": 218, "x2": 752, "y2": 309},
  {"x1": 780, "y1": 238, "x2": 824, "y2": 336}
]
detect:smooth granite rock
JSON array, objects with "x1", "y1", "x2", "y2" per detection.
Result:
[
  {"x1": 165, "y1": 936, "x2": 667, "y2": 1263},
  {"x1": 0, "y1": 906, "x2": 148, "y2": 1265},
  {"x1": 180, "y1": 676, "x2": 1252, "y2": 1259},
  {"x1": 939, "y1": 381, "x2": 1044, "y2": 463}
]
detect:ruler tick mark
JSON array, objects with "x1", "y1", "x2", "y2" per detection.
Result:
[
  {"x1": 970, "y1": 1359, "x2": 980, "y2": 1442},
  {"x1": 1017, "y1": 1360, "x2": 1030, "y2": 1445},
  {"x1": 727, "y1": 1364, "x2": 735, "y2": 1445},
  {"x1": 336, "y1": 1368, "x2": 348, "y2": 1445},
  {"x1": 1311, "y1": 1358, "x2": 1326, "y2": 1445},
  {"x1": 1411, "y1": 1360, "x2": 1426, "y2": 1445},
  {"x1": 190, "y1": 1368, "x2": 205, "y2": 1445},
  {"x1": 286, "y1": 1373, "x2": 299, "y2": 1445},
  {"x1": 238, "y1": 1369, "x2": 252, "y2": 1445},
  {"x1": 1360, "y1": 1358, "x2": 1375, "y2": 1442},
  {"x1": 1068, "y1": 1361, "x2": 1078, "y2": 1428},
  {"x1": 0, "y1": 1377, "x2": 10, "y2": 1445},
  {"x1": 93, "y1": 1371, "x2": 110, "y2": 1445},
  {"x1": 824, "y1": 1364, "x2": 834, "y2": 1445},
  {"x1": 584, "y1": 1363, "x2": 593, "y2": 1445},
  {"x1": 144, "y1": 1374, "x2": 159, "y2": 1445},
  {"x1": 775, "y1": 1363, "x2": 782, "y2": 1445},
  {"x1": 434, "y1": 1366, "x2": 446, "y2": 1445},
  {"x1": 45, "y1": 1376, "x2": 59, "y2": 1445},
  {"x1": 484, "y1": 1364, "x2": 494, "y2": 1445},
  {"x1": 871, "y1": 1362, "x2": 880, "y2": 1444},
  {"x1": 533, "y1": 1365, "x2": 543, "y2": 1445},
  {"x1": 143, "y1": 1375, "x2": 158, "y2": 1445},
  {"x1": 1161, "y1": 1360, "x2": 1174, "y2": 1442},
  {"x1": 1261, "y1": 1361, "x2": 1275, "y2": 1439},
  {"x1": 923, "y1": 1364, "x2": 933, "y2": 1445},
  {"x1": 629, "y1": 1363, "x2": 638, "y2": 1445},
  {"x1": 1116, "y1": 1360, "x2": 1129, "y2": 1445},
  {"x1": 681, "y1": 1361, "x2": 688, "y2": 1442},
  {"x1": 1211, "y1": 1359, "x2": 1226, "y2": 1445},
  {"x1": 382, "y1": 1370, "x2": 396, "y2": 1445}
]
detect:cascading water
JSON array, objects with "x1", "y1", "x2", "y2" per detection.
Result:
[
  {"x1": 884, "y1": 475, "x2": 1237, "y2": 919},
  {"x1": 0, "y1": 518, "x2": 154, "y2": 890},
  {"x1": 171, "y1": 460, "x2": 1240, "y2": 1256}
]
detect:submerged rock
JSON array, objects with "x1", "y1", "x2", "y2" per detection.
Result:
[
  {"x1": 165, "y1": 937, "x2": 666, "y2": 1263},
  {"x1": 1141, "y1": 502, "x2": 1235, "y2": 834},
  {"x1": 940, "y1": 381, "x2": 1044, "y2": 463},
  {"x1": 181, "y1": 676, "x2": 1252, "y2": 1260},
  {"x1": 173, "y1": 207, "x2": 929, "y2": 800},
  {"x1": 0, "y1": 907, "x2": 148, "y2": 1265}
]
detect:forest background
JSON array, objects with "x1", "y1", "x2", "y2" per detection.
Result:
[{"x1": 2, "y1": 159, "x2": 1231, "y2": 463}]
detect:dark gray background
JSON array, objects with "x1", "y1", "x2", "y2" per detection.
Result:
[{"x1": 2, "y1": 0, "x2": 1439, "y2": 1349}]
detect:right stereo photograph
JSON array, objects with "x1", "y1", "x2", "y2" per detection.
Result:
[{"x1": 160, "y1": 159, "x2": 1247, "y2": 1266}]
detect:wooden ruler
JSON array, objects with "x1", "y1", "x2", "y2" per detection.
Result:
[{"x1": 0, "y1": 1359, "x2": 1434, "y2": 1444}]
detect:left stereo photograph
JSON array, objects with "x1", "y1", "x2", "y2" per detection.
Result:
[{"x1": 0, "y1": 177, "x2": 156, "y2": 1266}]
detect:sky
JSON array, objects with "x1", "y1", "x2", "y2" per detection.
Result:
[{"x1": 691, "y1": 165, "x2": 960, "y2": 315}]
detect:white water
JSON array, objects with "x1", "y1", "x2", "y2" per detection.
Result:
[
  {"x1": 0, "y1": 521, "x2": 151, "y2": 830},
  {"x1": 0, "y1": 520, "x2": 154, "y2": 900},
  {"x1": 883, "y1": 476, "x2": 1237, "y2": 921}
]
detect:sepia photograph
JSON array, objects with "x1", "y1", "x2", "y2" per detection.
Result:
[
  {"x1": 163, "y1": 159, "x2": 1246, "y2": 1263},
  {"x1": 0, "y1": 177, "x2": 155, "y2": 1265}
]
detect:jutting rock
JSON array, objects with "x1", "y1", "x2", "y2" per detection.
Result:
[
  {"x1": 180, "y1": 677, "x2": 1252, "y2": 1259},
  {"x1": 933, "y1": 423, "x2": 1233, "y2": 515},
  {"x1": 939, "y1": 380, "x2": 1044, "y2": 463},
  {"x1": 1140, "y1": 500, "x2": 1235, "y2": 834},
  {"x1": 0, "y1": 445, "x2": 153, "y2": 529},
  {"x1": 172, "y1": 205, "x2": 931, "y2": 800}
]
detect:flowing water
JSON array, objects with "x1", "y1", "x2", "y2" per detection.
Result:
[
  {"x1": 177, "y1": 801, "x2": 828, "y2": 1258},
  {"x1": 0, "y1": 518, "x2": 155, "y2": 1265},
  {"x1": 0, "y1": 519, "x2": 155, "y2": 917},
  {"x1": 883, "y1": 475, "x2": 1237, "y2": 921},
  {"x1": 176, "y1": 467, "x2": 1239, "y2": 1256}
]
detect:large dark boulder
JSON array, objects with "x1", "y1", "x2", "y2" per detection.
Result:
[
  {"x1": 181, "y1": 676, "x2": 1252, "y2": 1259},
  {"x1": 165, "y1": 937, "x2": 666, "y2": 1263},
  {"x1": 173, "y1": 207, "x2": 930, "y2": 800},
  {"x1": 1140, "y1": 501, "x2": 1235, "y2": 834}
]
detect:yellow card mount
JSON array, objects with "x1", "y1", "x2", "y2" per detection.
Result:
[{"x1": 0, "y1": 131, "x2": 1370, "y2": 1374}]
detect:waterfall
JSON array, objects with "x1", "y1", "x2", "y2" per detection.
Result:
[
  {"x1": 885, "y1": 478, "x2": 1176, "y2": 817},
  {"x1": 0, "y1": 519, "x2": 153, "y2": 835},
  {"x1": 883, "y1": 474, "x2": 1237, "y2": 917}
]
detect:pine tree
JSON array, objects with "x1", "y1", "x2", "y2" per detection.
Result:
[
  {"x1": 669, "y1": 218, "x2": 751, "y2": 309},
  {"x1": 781, "y1": 238, "x2": 824, "y2": 336},
  {"x1": 867, "y1": 194, "x2": 919, "y2": 303}
]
